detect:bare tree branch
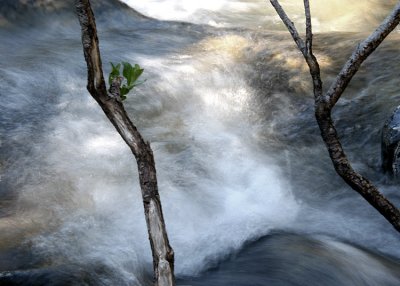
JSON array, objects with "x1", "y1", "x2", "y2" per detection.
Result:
[
  {"x1": 270, "y1": 0, "x2": 306, "y2": 55},
  {"x1": 301, "y1": 0, "x2": 323, "y2": 101},
  {"x1": 75, "y1": 0, "x2": 175, "y2": 284},
  {"x1": 270, "y1": 0, "x2": 323, "y2": 99},
  {"x1": 326, "y1": 2, "x2": 400, "y2": 108},
  {"x1": 315, "y1": 111, "x2": 400, "y2": 232},
  {"x1": 303, "y1": 0, "x2": 312, "y2": 54},
  {"x1": 269, "y1": 0, "x2": 400, "y2": 232}
]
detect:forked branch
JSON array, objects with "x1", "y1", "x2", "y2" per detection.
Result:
[{"x1": 269, "y1": 0, "x2": 400, "y2": 232}]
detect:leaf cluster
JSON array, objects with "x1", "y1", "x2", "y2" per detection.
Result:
[{"x1": 109, "y1": 62, "x2": 144, "y2": 101}]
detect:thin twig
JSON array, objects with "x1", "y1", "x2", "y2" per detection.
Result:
[
  {"x1": 303, "y1": 0, "x2": 312, "y2": 55},
  {"x1": 269, "y1": 0, "x2": 306, "y2": 55},
  {"x1": 326, "y1": 2, "x2": 400, "y2": 108}
]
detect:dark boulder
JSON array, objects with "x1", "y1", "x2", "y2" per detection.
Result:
[{"x1": 382, "y1": 106, "x2": 400, "y2": 176}]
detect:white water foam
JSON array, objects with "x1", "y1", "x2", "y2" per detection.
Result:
[
  {"x1": 120, "y1": 0, "x2": 397, "y2": 32},
  {"x1": 15, "y1": 37, "x2": 300, "y2": 282}
]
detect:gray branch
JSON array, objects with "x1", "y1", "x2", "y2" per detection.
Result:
[
  {"x1": 269, "y1": 0, "x2": 400, "y2": 232},
  {"x1": 75, "y1": 0, "x2": 175, "y2": 284},
  {"x1": 326, "y1": 2, "x2": 400, "y2": 108},
  {"x1": 303, "y1": 0, "x2": 312, "y2": 55},
  {"x1": 269, "y1": 0, "x2": 306, "y2": 55},
  {"x1": 269, "y1": 0, "x2": 322, "y2": 100}
]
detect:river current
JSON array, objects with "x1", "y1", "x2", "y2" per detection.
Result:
[{"x1": 1, "y1": 0, "x2": 400, "y2": 285}]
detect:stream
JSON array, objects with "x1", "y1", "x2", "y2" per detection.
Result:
[{"x1": 1, "y1": 0, "x2": 400, "y2": 285}]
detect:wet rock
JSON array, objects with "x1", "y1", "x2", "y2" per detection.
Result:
[
  {"x1": 0, "y1": 0, "x2": 148, "y2": 28},
  {"x1": 382, "y1": 106, "x2": 400, "y2": 176}
]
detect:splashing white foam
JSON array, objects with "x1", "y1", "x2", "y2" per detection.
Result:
[
  {"x1": 23, "y1": 37, "x2": 300, "y2": 279},
  {"x1": 121, "y1": 0, "x2": 397, "y2": 32}
]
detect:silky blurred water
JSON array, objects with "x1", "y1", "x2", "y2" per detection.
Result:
[{"x1": 1, "y1": 0, "x2": 400, "y2": 285}]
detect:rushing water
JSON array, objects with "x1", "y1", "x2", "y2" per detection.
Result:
[{"x1": 1, "y1": 0, "x2": 400, "y2": 285}]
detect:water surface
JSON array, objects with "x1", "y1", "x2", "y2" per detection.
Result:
[{"x1": 1, "y1": 0, "x2": 400, "y2": 285}]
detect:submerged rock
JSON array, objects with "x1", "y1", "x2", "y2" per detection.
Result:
[
  {"x1": 382, "y1": 106, "x2": 400, "y2": 176},
  {"x1": 178, "y1": 232, "x2": 400, "y2": 286}
]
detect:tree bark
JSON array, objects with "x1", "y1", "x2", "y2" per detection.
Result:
[
  {"x1": 75, "y1": 1, "x2": 175, "y2": 285},
  {"x1": 270, "y1": 0, "x2": 400, "y2": 232}
]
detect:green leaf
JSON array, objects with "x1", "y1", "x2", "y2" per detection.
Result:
[
  {"x1": 120, "y1": 85, "x2": 130, "y2": 97},
  {"x1": 109, "y1": 62, "x2": 121, "y2": 85},
  {"x1": 131, "y1": 79, "x2": 146, "y2": 88},
  {"x1": 122, "y1": 62, "x2": 134, "y2": 86},
  {"x1": 130, "y1": 64, "x2": 144, "y2": 85},
  {"x1": 122, "y1": 62, "x2": 144, "y2": 86},
  {"x1": 110, "y1": 63, "x2": 121, "y2": 75},
  {"x1": 108, "y1": 61, "x2": 145, "y2": 100}
]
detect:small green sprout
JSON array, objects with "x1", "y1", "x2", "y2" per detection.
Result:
[{"x1": 109, "y1": 62, "x2": 145, "y2": 101}]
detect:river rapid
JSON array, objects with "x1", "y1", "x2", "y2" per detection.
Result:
[{"x1": 1, "y1": 0, "x2": 400, "y2": 285}]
